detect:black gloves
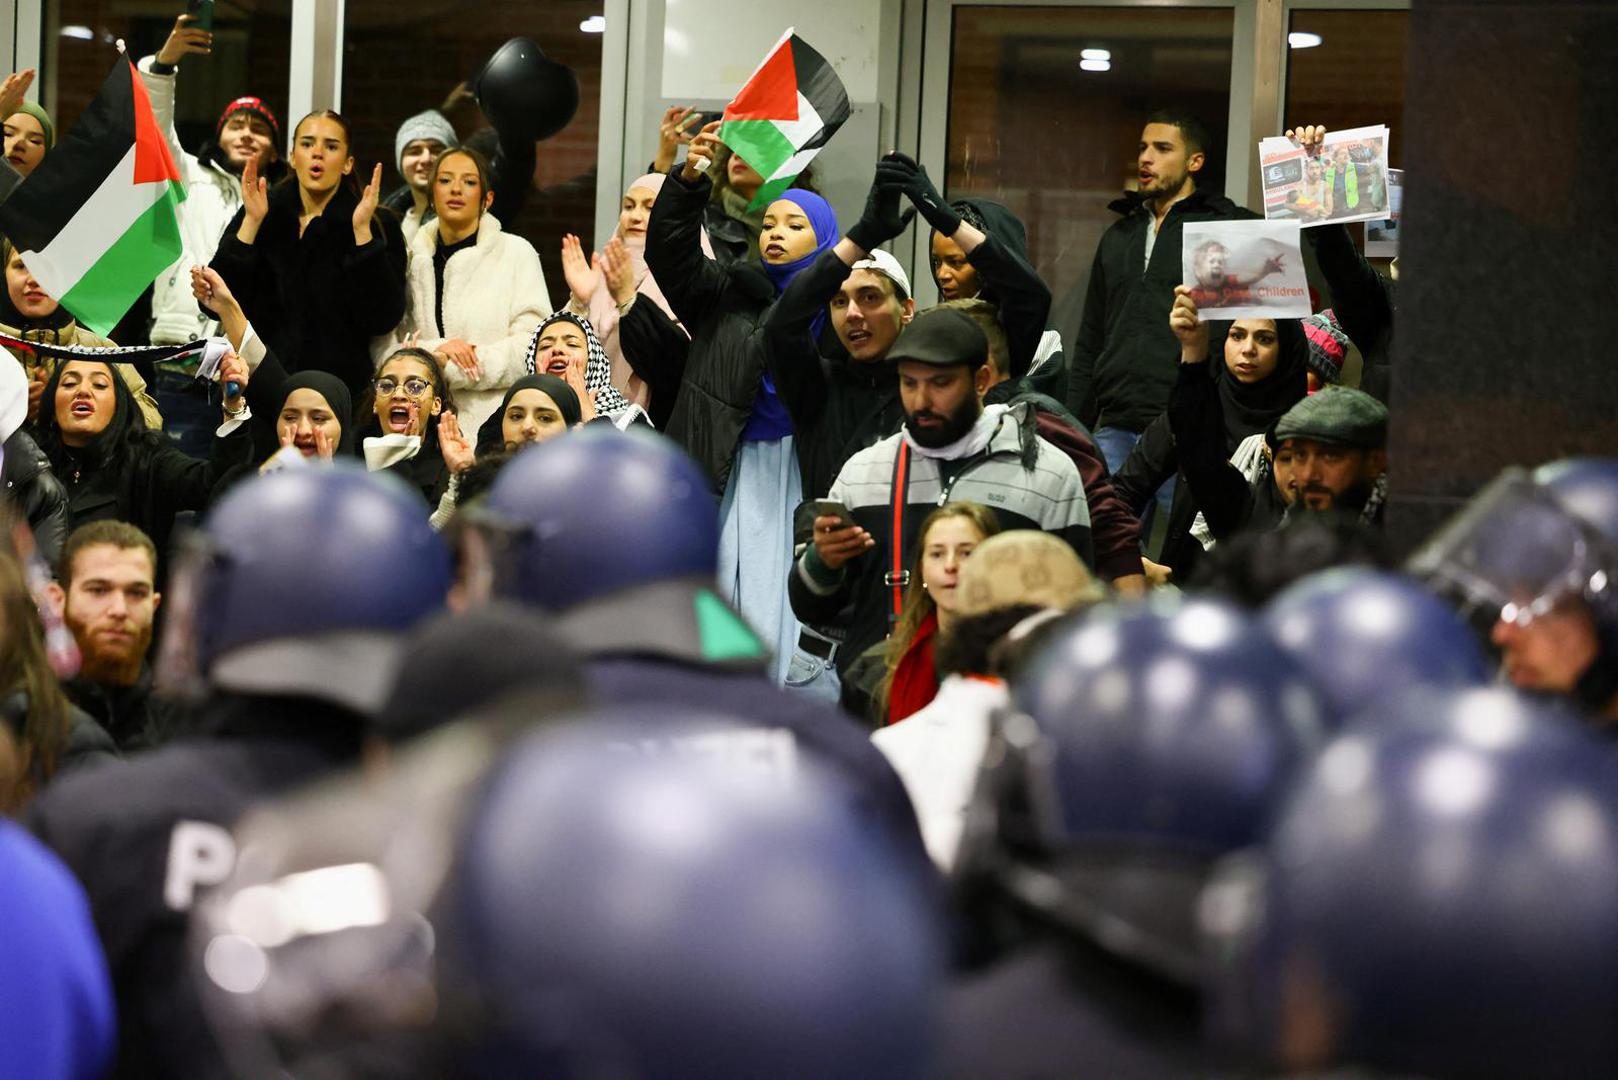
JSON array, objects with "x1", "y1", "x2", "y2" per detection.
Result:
[
  {"x1": 874, "y1": 152, "x2": 962, "y2": 236},
  {"x1": 846, "y1": 170, "x2": 915, "y2": 253}
]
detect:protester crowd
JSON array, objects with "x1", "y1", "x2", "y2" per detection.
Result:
[{"x1": 1, "y1": 14, "x2": 1616, "y2": 1080}]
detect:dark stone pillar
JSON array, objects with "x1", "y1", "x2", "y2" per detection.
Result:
[{"x1": 1388, "y1": 0, "x2": 1618, "y2": 552}]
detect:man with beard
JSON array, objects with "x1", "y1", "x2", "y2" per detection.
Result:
[
  {"x1": 47, "y1": 523, "x2": 184, "y2": 751},
  {"x1": 1185, "y1": 385, "x2": 1389, "y2": 543},
  {"x1": 1067, "y1": 110, "x2": 1254, "y2": 523},
  {"x1": 790, "y1": 307, "x2": 1093, "y2": 673}
]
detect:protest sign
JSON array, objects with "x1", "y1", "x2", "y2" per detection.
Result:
[
  {"x1": 1182, "y1": 220, "x2": 1311, "y2": 320},
  {"x1": 1365, "y1": 168, "x2": 1403, "y2": 257},
  {"x1": 1260, "y1": 124, "x2": 1392, "y2": 227}
]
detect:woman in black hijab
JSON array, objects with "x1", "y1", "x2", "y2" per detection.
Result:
[
  {"x1": 1115, "y1": 288, "x2": 1308, "y2": 579},
  {"x1": 262, "y1": 370, "x2": 354, "y2": 465},
  {"x1": 430, "y1": 374, "x2": 583, "y2": 528}
]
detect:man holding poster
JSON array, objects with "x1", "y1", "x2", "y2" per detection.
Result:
[{"x1": 1182, "y1": 220, "x2": 1311, "y2": 320}]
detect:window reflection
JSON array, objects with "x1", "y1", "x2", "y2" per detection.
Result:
[
  {"x1": 1285, "y1": 9, "x2": 1409, "y2": 169},
  {"x1": 943, "y1": 5, "x2": 1235, "y2": 351},
  {"x1": 341, "y1": 0, "x2": 604, "y2": 293}
]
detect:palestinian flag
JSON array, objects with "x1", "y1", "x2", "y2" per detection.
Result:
[
  {"x1": 720, "y1": 29, "x2": 850, "y2": 210},
  {"x1": 0, "y1": 54, "x2": 185, "y2": 336}
]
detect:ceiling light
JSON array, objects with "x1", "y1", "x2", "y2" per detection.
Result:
[
  {"x1": 1079, "y1": 58, "x2": 1111, "y2": 72},
  {"x1": 580, "y1": 15, "x2": 606, "y2": 33},
  {"x1": 1081, "y1": 48, "x2": 1110, "y2": 61},
  {"x1": 61, "y1": 25, "x2": 95, "y2": 39},
  {"x1": 1289, "y1": 31, "x2": 1323, "y2": 48}
]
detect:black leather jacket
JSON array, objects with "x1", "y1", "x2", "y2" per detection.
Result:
[{"x1": 2, "y1": 429, "x2": 70, "y2": 568}]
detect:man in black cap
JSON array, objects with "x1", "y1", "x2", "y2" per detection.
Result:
[
  {"x1": 1186, "y1": 385, "x2": 1390, "y2": 542},
  {"x1": 790, "y1": 307, "x2": 1095, "y2": 677}
]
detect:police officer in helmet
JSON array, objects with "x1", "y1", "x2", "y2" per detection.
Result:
[
  {"x1": 188, "y1": 706, "x2": 947, "y2": 1079},
  {"x1": 27, "y1": 465, "x2": 451, "y2": 1078},
  {"x1": 1412, "y1": 457, "x2": 1618, "y2": 724},
  {"x1": 457, "y1": 425, "x2": 927, "y2": 852},
  {"x1": 945, "y1": 597, "x2": 1327, "y2": 1077}
]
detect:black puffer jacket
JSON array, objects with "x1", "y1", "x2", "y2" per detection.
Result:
[
  {"x1": 213, "y1": 181, "x2": 408, "y2": 402},
  {"x1": 1067, "y1": 188, "x2": 1256, "y2": 433},
  {"x1": 2, "y1": 429, "x2": 69, "y2": 568},
  {"x1": 642, "y1": 168, "x2": 788, "y2": 493}
]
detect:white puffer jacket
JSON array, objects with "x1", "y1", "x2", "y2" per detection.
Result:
[
  {"x1": 383, "y1": 213, "x2": 552, "y2": 434},
  {"x1": 137, "y1": 55, "x2": 245, "y2": 346}
]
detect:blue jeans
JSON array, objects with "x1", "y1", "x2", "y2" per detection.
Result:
[
  {"x1": 782, "y1": 629, "x2": 842, "y2": 707},
  {"x1": 1095, "y1": 425, "x2": 1177, "y2": 546},
  {"x1": 150, "y1": 368, "x2": 219, "y2": 459}
]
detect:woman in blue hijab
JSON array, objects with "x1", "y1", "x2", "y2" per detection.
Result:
[{"x1": 635, "y1": 125, "x2": 839, "y2": 682}]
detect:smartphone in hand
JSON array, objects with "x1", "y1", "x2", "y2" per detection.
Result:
[
  {"x1": 808, "y1": 500, "x2": 856, "y2": 529},
  {"x1": 187, "y1": 0, "x2": 215, "y2": 32}
]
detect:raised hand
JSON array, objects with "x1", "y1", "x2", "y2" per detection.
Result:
[
  {"x1": 560, "y1": 233, "x2": 598, "y2": 306},
  {"x1": 654, "y1": 106, "x2": 701, "y2": 173},
  {"x1": 846, "y1": 165, "x2": 916, "y2": 253},
  {"x1": 219, "y1": 350, "x2": 250, "y2": 414},
  {"x1": 155, "y1": 13, "x2": 212, "y2": 67},
  {"x1": 601, "y1": 237, "x2": 637, "y2": 306},
  {"x1": 1169, "y1": 285, "x2": 1209, "y2": 363},
  {"x1": 681, "y1": 120, "x2": 724, "y2": 182},
  {"x1": 437, "y1": 411, "x2": 475, "y2": 473},
  {"x1": 436, "y1": 338, "x2": 482, "y2": 383},
  {"x1": 1284, "y1": 124, "x2": 1328, "y2": 157},
  {"x1": 0, "y1": 69, "x2": 36, "y2": 120},
  {"x1": 874, "y1": 152, "x2": 962, "y2": 235},
  {"x1": 190, "y1": 264, "x2": 237, "y2": 314},
  {"x1": 237, "y1": 154, "x2": 269, "y2": 243},
  {"x1": 25, "y1": 362, "x2": 47, "y2": 423},
  {"x1": 352, "y1": 163, "x2": 382, "y2": 244}
]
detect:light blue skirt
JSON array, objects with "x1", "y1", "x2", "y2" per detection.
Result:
[{"x1": 717, "y1": 436, "x2": 802, "y2": 685}]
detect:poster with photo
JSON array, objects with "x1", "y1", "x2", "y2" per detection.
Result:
[
  {"x1": 1365, "y1": 168, "x2": 1404, "y2": 257},
  {"x1": 1182, "y1": 220, "x2": 1311, "y2": 320},
  {"x1": 1260, "y1": 125, "x2": 1392, "y2": 227}
]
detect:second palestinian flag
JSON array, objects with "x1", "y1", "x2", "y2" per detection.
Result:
[
  {"x1": 0, "y1": 55, "x2": 185, "y2": 336},
  {"x1": 720, "y1": 29, "x2": 850, "y2": 210}
]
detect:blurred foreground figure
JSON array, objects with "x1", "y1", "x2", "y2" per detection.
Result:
[
  {"x1": 28, "y1": 465, "x2": 449, "y2": 1078},
  {"x1": 1413, "y1": 458, "x2": 1618, "y2": 723},
  {"x1": 0, "y1": 818, "x2": 115, "y2": 1080},
  {"x1": 945, "y1": 597, "x2": 1326, "y2": 1077},
  {"x1": 1205, "y1": 687, "x2": 1618, "y2": 1078},
  {"x1": 193, "y1": 709, "x2": 947, "y2": 1079},
  {"x1": 1264, "y1": 567, "x2": 1491, "y2": 724},
  {"x1": 458, "y1": 426, "x2": 925, "y2": 846}
]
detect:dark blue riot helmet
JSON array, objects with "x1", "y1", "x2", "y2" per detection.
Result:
[
  {"x1": 157, "y1": 464, "x2": 451, "y2": 712},
  {"x1": 467, "y1": 426, "x2": 719, "y2": 612},
  {"x1": 446, "y1": 711, "x2": 946, "y2": 1079},
  {"x1": 1411, "y1": 460, "x2": 1618, "y2": 713},
  {"x1": 1203, "y1": 686, "x2": 1618, "y2": 1078},
  {"x1": 960, "y1": 596, "x2": 1328, "y2": 983},
  {"x1": 1264, "y1": 568, "x2": 1491, "y2": 725}
]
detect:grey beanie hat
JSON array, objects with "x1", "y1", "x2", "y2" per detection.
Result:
[{"x1": 394, "y1": 109, "x2": 459, "y2": 170}]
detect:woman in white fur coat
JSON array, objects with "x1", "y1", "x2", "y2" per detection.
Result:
[{"x1": 386, "y1": 146, "x2": 551, "y2": 434}]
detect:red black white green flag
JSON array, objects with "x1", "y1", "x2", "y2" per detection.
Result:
[
  {"x1": 0, "y1": 54, "x2": 185, "y2": 336},
  {"x1": 720, "y1": 29, "x2": 850, "y2": 210}
]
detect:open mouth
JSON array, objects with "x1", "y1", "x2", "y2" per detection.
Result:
[
  {"x1": 764, "y1": 243, "x2": 787, "y2": 259},
  {"x1": 544, "y1": 357, "x2": 570, "y2": 375},
  {"x1": 70, "y1": 399, "x2": 95, "y2": 418},
  {"x1": 307, "y1": 164, "x2": 325, "y2": 180},
  {"x1": 386, "y1": 405, "x2": 414, "y2": 432},
  {"x1": 845, "y1": 329, "x2": 872, "y2": 348}
]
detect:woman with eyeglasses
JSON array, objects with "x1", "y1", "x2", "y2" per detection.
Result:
[{"x1": 356, "y1": 347, "x2": 457, "y2": 508}]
